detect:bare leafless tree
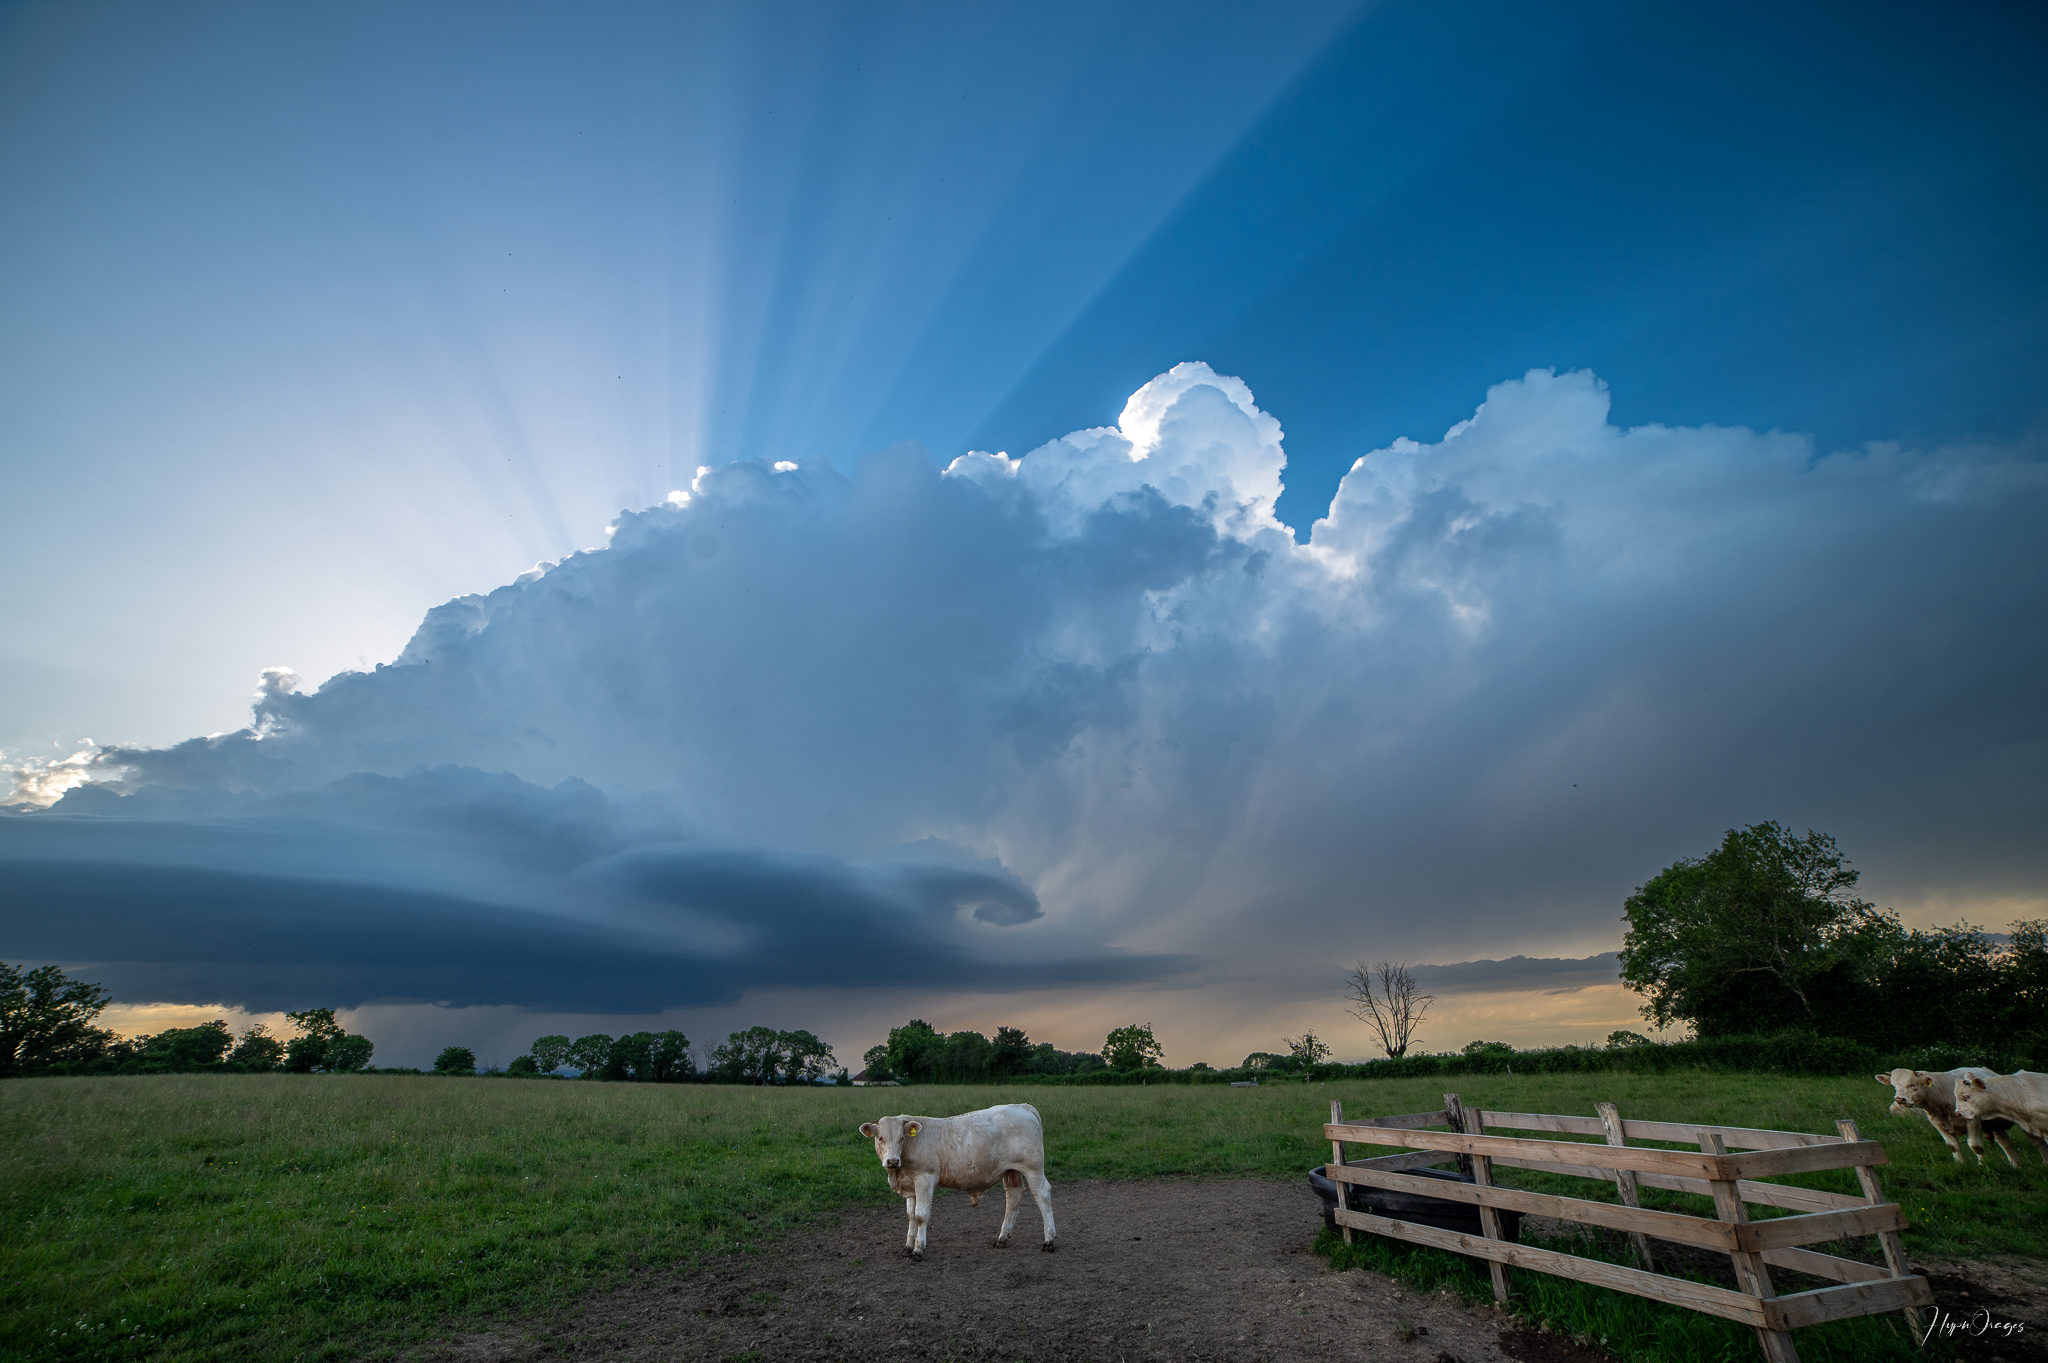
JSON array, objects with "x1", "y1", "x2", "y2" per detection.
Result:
[{"x1": 1343, "y1": 959, "x2": 1433, "y2": 1059}]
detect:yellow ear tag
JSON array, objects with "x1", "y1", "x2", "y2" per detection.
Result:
[{"x1": 906, "y1": 1122, "x2": 921, "y2": 1136}]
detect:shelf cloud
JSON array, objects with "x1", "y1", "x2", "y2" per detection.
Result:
[{"x1": 4, "y1": 364, "x2": 2043, "y2": 1019}]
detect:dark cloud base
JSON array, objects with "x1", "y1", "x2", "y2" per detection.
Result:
[{"x1": 0, "y1": 858, "x2": 1187, "y2": 1013}]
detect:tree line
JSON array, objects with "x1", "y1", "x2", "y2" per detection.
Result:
[
  {"x1": 436, "y1": 1025, "x2": 842, "y2": 1084},
  {"x1": 0, "y1": 965, "x2": 845, "y2": 1083},
  {"x1": 857, "y1": 1019, "x2": 1166, "y2": 1083},
  {"x1": 0, "y1": 968, "x2": 375, "y2": 1077}
]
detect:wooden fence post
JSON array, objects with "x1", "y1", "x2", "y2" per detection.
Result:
[
  {"x1": 1331, "y1": 1099, "x2": 1353, "y2": 1244},
  {"x1": 1474, "y1": 1113, "x2": 1507, "y2": 1309},
  {"x1": 1837, "y1": 1118, "x2": 1923, "y2": 1341},
  {"x1": 1442, "y1": 1092, "x2": 1474, "y2": 1179},
  {"x1": 1701, "y1": 1131, "x2": 1799, "y2": 1363},
  {"x1": 1595, "y1": 1101, "x2": 1656, "y2": 1272},
  {"x1": 1444, "y1": 1093, "x2": 1509, "y2": 1305}
]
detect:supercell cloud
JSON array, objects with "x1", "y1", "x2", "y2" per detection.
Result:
[{"x1": 3, "y1": 364, "x2": 2044, "y2": 1020}]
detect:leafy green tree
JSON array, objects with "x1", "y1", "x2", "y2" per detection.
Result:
[
  {"x1": 603, "y1": 1031, "x2": 693, "y2": 1082},
  {"x1": 934, "y1": 1030, "x2": 993, "y2": 1082},
  {"x1": 506, "y1": 1054, "x2": 540, "y2": 1076},
  {"x1": 2001, "y1": 920, "x2": 2048, "y2": 1065},
  {"x1": 0, "y1": 962, "x2": 115, "y2": 1077},
  {"x1": 284, "y1": 1008, "x2": 344, "y2": 1073},
  {"x1": 1287, "y1": 1032, "x2": 1331, "y2": 1065},
  {"x1": 276, "y1": 1008, "x2": 373, "y2": 1073},
  {"x1": 326, "y1": 1034, "x2": 374, "y2": 1073},
  {"x1": 703, "y1": 1027, "x2": 833, "y2": 1083},
  {"x1": 1605, "y1": 1030, "x2": 1651, "y2": 1049},
  {"x1": 709, "y1": 1026, "x2": 784, "y2": 1083},
  {"x1": 284, "y1": 1035, "x2": 327, "y2": 1073},
  {"x1": 992, "y1": 1026, "x2": 1033, "y2": 1075},
  {"x1": 648, "y1": 1030, "x2": 693, "y2": 1082},
  {"x1": 1241, "y1": 1051, "x2": 1284, "y2": 1070},
  {"x1": 609, "y1": 1032, "x2": 656, "y2": 1081},
  {"x1": 230, "y1": 1023, "x2": 285, "y2": 1071},
  {"x1": 885, "y1": 1019, "x2": 943, "y2": 1083},
  {"x1": 860, "y1": 1044, "x2": 895, "y2": 1081},
  {"x1": 567, "y1": 1034, "x2": 614, "y2": 1077},
  {"x1": 1619, "y1": 822, "x2": 1888, "y2": 1036},
  {"x1": 1020, "y1": 1042, "x2": 1104, "y2": 1075},
  {"x1": 778, "y1": 1029, "x2": 836, "y2": 1083},
  {"x1": 433, "y1": 1046, "x2": 477, "y2": 1075},
  {"x1": 1103, "y1": 1023, "x2": 1163, "y2": 1071},
  {"x1": 134, "y1": 1020, "x2": 234, "y2": 1071},
  {"x1": 529, "y1": 1034, "x2": 572, "y2": 1074}
]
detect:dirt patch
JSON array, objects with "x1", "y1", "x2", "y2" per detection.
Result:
[
  {"x1": 1911, "y1": 1258, "x2": 2048, "y2": 1363},
  {"x1": 409, "y1": 1181, "x2": 2039, "y2": 1363},
  {"x1": 410, "y1": 1179, "x2": 1600, "y2": 1363}
]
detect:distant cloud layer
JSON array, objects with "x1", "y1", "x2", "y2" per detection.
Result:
[{"x1": 4, "y1": 365, "x2": 2043, "y2": 1015}]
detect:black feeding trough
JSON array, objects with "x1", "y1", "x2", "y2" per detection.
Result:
[{"x1": 1309, "y1": 1164, "x2": 1523, "y2": 1243}]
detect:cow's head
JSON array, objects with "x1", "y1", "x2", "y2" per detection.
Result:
[
  {"x1": 1876, "y1": 1068, "x2": 1932, "y2": 1114},
  {"x1": 858, "y1": 1115, "x2": 923, "y2": 1170},
  {"x1": 1953, "y1": 1073, "x2": 1990, "y2": 1122}
]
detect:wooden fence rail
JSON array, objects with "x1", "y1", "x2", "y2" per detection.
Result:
[{"x1": 1322, "y1": 1096, "x2": 1930, "y2": 1363}]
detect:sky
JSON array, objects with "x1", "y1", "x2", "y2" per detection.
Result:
[{"x1": 2, "y1": 0, "x2": 2045, "y2": 1070}]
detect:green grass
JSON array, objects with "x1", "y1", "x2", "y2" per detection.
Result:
[{"x1": 2, "y1": 1071, "x2": 2039, "y2": 1362}]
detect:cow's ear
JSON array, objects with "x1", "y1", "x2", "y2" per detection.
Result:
[
  {"x1": 1968, "y1": 1076, "x2": 1986, "y2": 1090},
  {"x1": 906, "y1": 1121, "x2": 921, "y2": 1136},
  {"x1": 859, "y1": 1122, "x2": 879, "y2": 1138},
  {"x1": 1874, "y1": 1074, "x2": 1889, "y2": 1084}
]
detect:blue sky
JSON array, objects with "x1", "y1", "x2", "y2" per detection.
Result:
[{"x1": 2, "y1": 1, "x2": 2044, "y2": 1067}]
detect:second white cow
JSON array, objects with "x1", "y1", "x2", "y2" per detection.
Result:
[
  {"x1": 1954, "y1": 1071, "x2": 2048, "y2": 1163},
  {"x1": 858, "y1": 1102, "x2": 1055, "y2": 1259}
]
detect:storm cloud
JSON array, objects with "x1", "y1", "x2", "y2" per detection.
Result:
[{"x1": 3, "y1": 364, "x2": 2043, "y2": 1018}]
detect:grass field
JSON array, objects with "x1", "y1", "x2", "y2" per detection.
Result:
[{"x1": 3, "y1": 1071, "x2": 2041, "y2": 1363}]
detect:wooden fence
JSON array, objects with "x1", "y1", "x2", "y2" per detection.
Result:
[{"x1": 1323, "y1": 1095, "x2": 1932, "y2": 1363}]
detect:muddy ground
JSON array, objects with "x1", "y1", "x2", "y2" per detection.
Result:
[{"x1": 409, "y1": 1180, "x2": 2041, "y2": 1363}]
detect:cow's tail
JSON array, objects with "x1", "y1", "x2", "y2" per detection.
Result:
[{"x1": 1004, "y1": 1170, "x2": 1023, "y2": 1189}]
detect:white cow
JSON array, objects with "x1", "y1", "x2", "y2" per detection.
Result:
[
  {"x1": 1954, "y1": 1071, "x2": 2048, "y2": 1163},
  {"x1": 1876, "y1": 1067, "x2": 2025, "y2": 1167},
  {"x1": 858, "y1": 1102, "x2": 1056, "y2": 1259}
]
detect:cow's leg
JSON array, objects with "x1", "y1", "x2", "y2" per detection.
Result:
[
  {"x1": 1026, "y1": 1169, "x2": 1056, "y2": 1250},
  {"x1": 903, "y1": 1195, "x2": 917, "y2": 1251},
  {"x1": 909, "y1": 1173, "x2": 937, "y2": 1260},
  {"x1": 995, "y1": 1169, "x2": 1022, "y2": 1247},
  {"x1": 1990, "y1": 1128, "x2": 2023, "y2": 1169},
  {"x1": 1922, "y1": 1111, "x2": 1967, "y2": 1164},
  {"x1": 1965, "y1": 1118, "x2": 1990, "y2": 1164}
]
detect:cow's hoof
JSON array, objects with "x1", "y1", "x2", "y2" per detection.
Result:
[
  {"x1": 911, "y1": 1249, "x2": 924, "y2": 1261},
  {"x1": 1041, "y1": 1241, "x2": 1057, "y2": 1253},
  {"x1": 993, "y1": 1236, "x2": 1010, "y2": 1248}
]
